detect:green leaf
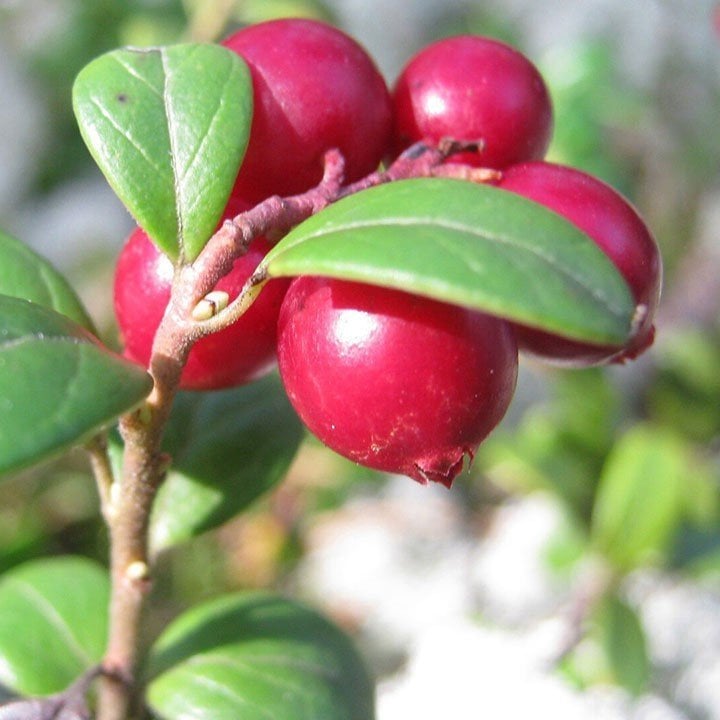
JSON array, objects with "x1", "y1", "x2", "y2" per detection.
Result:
[
  {"x1": 552, "y1": 369, "x2": 619, "y2": 454},
  {"x1": 0, "y1": 557, "x2": 109, "y2": 696},
  {"x1": 591, "y1": 424, "x2": 686, "y2": 570},
  {"x1": 146, "y1": 592, "x2": 374, "y2": 720},
  {"x1": 596, "y1": 593, "x2": 649, "y2": 696},
  {"x1": 147, "y1": 374, "x2": 304, "y2": 553},
  {"x1": 648, "y1": 328, "x2": 720, "y2": 444},
  {"x1": 261, "y1": 179, "x2": 635, "y2": 345},
  {"x1": 0, "y1": 229, "x2": 94, "y2": 332},
  {"x1": 0, "y1": 295, "x2": 152, "y2": 476},
  {"x1": 73, "y1": 43, "x2": 252, "y2": 262}
]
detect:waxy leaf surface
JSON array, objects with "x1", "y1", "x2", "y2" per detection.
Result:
[
  {"x1": 73, "y1": 43, "x2": 252, "y2": 261},
  {"x1": 146, "y1": 592, "x2": 374, "y2": 720},
  {"x1": 0, "y1": 296, "x2": 152, "y2": 476},
  {"x1": 262, "y1": 179, "x2": 635, "y2": 345},
  {"x1": 0, "y1": 557, "x2": 109, "y2": 695},
  {"x1": 0, "y1": 230, "x2": 94, "y2": 331}
]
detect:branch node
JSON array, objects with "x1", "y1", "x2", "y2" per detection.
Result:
[
  {"x1": 398, "y1": 140, "x2": 432, "y2": 160},
  {"x1": 438, "y1": 136, "x2": 485, "y2": 157},
  {"x1": 430, "y1": 163, "x2": 502, "y2": 184},
  {"x1": 191, "y1": 290, "x2": 230, "y2": 320},
  {"x1": 125, "y1": 560, "x2": 150, "y2": 583},
  {"x1": 631, "y1": 303, "x2": 648, "y2": 335},
  {"x1": 320, "y1": 147, "x2": 346, "y2": 192},
  {"x1": 107, "y1": 482, "x2": 121, "y2": 521},
  {"x1": 99, "y1": 664, "x2": 134, "y2": 689}
]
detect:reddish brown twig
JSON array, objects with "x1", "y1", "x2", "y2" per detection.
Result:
[{"x1": 96, "y1": 139, "x2": 493, "y2": 720}]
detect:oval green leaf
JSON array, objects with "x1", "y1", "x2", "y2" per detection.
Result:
[
  {"x1": 147, "y1": 374, "x2": 304, "y2": 553},
  {"x1": 0, "y1": 295, "x2": 153, "y2": 476},
  {"x1": 262, "y1": 179, "x2": 635, "y2": 345},
  {"x1": 596, "y1": 593, "x2": 649, "y2": 696},
  {"x1": 146, "y1": 592, "x2": 375, "y2": 720},
  {"x1": 591, "y1": 424, "x2": 686, "y2": 570},
  {"x1": 0, "y1": 229, "x2": 94, "y2": 332},
  {"x1": 73, "y1": 43, "x2": 252, "y2": 262},
  {"x1": 0, "y1": 557, "x2": 109, "y2": 696}
]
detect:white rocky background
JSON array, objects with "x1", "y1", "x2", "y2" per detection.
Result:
[
  {"x1": 295, "y1": 3, "x2": 720, "y2": 717},
  {"x1": 294, "y1": 477, "x2": 720, "y2": 719}
]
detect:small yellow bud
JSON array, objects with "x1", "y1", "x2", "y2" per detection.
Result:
[
  {"x1": 125, "y1": 560, "x2": 150, "y2": 582},
  {"x1": 191, "y1": 291, "x2": 230, "y2": 321}
]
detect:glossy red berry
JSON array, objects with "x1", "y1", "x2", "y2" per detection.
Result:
[
  {"x1": 391, "y1": 35, "x2": 553, "y2": 169},
  {"x1": 498, "y1": 161, "x2": 662, "y2": 365},
  {"x1": 113, "y1": 201, "x2": 289, "y2": 391},
  {"x1": 222, "y1": 19, "x2": 392, "y2": 202},
  {"x1": 277, "y1": 277, "x2": 518, "y2": 486}
]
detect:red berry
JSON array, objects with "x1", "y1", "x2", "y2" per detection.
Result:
[
  {"x1": 222, "y1": 19, "x2": 392, "y2": 202},
  {"x1": 277, "y1": 277, "x2": 518, "y2": 486},
  {"x1": 391, "y1": 35, "x2": 553, "y2": 169},
  {"x1": 498, "y1": 161, "x2": 662, "y2": 365},
  {"x1": 113, "y1": 200, "x2": 289, "y2": 391}
]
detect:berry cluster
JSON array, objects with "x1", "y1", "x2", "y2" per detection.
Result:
[{"x1": 113, "y1": 19, "x2": 661, "y2": 487}]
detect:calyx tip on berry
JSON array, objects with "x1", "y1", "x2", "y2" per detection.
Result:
[
  {"x1": 412, "y1": 448, "x2": 474, "y2": 488},
  {"x1": 498, "y1": 161, "x2": 661, "y2": 367},
  {"x1": 277, "y1": 277, "x2": 517, "y2": 485}
]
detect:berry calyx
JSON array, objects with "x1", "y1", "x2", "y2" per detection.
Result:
[
  {"x1": 113, "y1": 200, "x2": 289, "y2": 391},
  {"x1": 222, "y1": 18, "x2": 392, "y2": 202},
  {"x1": 498, "y1": 161, "x2": 662, "y2": 365},
  {"x1": 276, "y1": 277, "x2": 518, "y2": 486},
  {"x1": 391, "y1": 35, "x2": 553, "y2": 170}
]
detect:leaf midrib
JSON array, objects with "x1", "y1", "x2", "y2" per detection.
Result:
[
  {"x1": 160, "y1": 48, "x2": 184, "y2": 263},
  {"x1": 269, "y1": 216, "x2": 630, "y2": 320},
  {"x1": 0, "y1": 335, "x2": 88, "y2": 353}
]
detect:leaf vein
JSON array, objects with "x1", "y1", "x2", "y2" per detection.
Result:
[
  {"x1": 45, "y1": 343, "x2": 86, "y2": 427},
  {"x1": 279, "y1": 217, "x2": 627, "y2": 317},
  {"x1": 160, "y1": 49, "x2": 183, "y2": 255},
  {"x1": 180, "y1": 671, "x2": 276, "y2": 720},
  {"x1": 88, "y1": 97, "x2": 165, "y2": 176},
  {"x1": 112, "y1": 55, "x2": 163, "y2": 98},
  {"x1": 6, "y1": 578, "x2": 93, "y2": 668},
  {"x1": 172, "y1": 64, "x2": 236, "y2": 225},
  {"x1": 428, "y1": 230, "x2": 589, "y2": 311},
  {"x1": 0, "y1": 335, "x2": 87, "y2": 353},
  {"x1": 186, "y1": 653, "x2": 325, "y2": 701}
]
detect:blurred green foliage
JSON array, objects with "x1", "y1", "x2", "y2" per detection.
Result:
[
  {"x1": 541, "y1": 41, "x2": 646, "y2": 198},
  {"x1": 4, "y1": 0, "x2": 187, "y2": 191}
]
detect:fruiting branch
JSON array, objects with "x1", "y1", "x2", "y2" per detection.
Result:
[
  {"x1": 96, "y1": 139, "x2": 494, "y2": 720},
  {"x1": 97, "y1": 321, "x2": 189, "y2": 720},
  {"x1": 189, "y1": 140, "x2": 497, "y2": 338}
]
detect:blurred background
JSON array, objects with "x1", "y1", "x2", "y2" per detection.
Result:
[{"x1": 1, "y1": 0, "x2": 720, "y2": 718}]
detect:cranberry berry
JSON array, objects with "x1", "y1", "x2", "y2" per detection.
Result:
[
  {"x1": 114, "y1": 200, "x2": 289, "y2": 391},
  {"x1": 277, "y1": 277, "x2": 518, "y2": 486},
  {"x1": 391, "y1": 35, "x2": 553, "y2": 169},
  {"x1": 499, "y1": 161, "x2": 662, "y2": 365},
  {"x1": 223, "y1": 19, "x2": 392, "y2": 202}
]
